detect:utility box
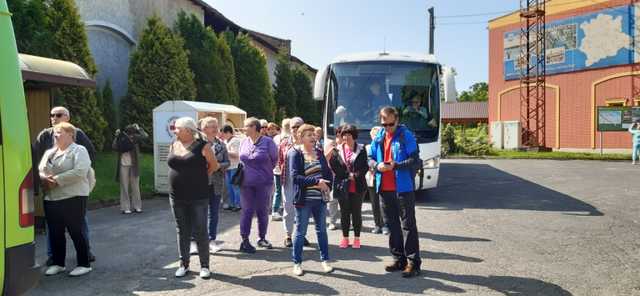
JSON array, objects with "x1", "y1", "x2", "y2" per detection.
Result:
[
  {"x1": 152, "y1": 100, "x2": 247, "y2": 193},
  {"x1": 503, "y1": 120, "x2": 522, "y2": 149},
  {"x1": 490, "y1": 121, "x2": 504, "y2": 149}
]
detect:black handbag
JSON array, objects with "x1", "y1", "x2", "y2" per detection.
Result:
[{"x1": 231, "y1": 163, "x2": 244, "y2": 186}]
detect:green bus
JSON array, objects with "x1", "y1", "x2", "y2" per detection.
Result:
[{"x1": 0, "y1": 0, "x2": 40, "y2": 294}]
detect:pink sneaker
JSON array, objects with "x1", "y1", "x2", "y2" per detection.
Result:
[
  {"x1": 339, "y1": 238, "x2": 349, "y2": 249},
  {"x1": 352, "y1": 238, "x2": 361, "y2": 249}
]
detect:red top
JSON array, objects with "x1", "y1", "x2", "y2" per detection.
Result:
[{"x1": 381, "y1": 131, "x2": 396, "y2": 191}]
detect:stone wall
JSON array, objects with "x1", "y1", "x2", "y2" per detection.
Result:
[{"x1": 75, "y1": 0, "x2": 204, "y2": 120}]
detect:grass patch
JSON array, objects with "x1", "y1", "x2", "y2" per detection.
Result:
[
  {"x1": 92, "y1": 152, "x2": 154, "y2": 202},
  {"x1": 449, "y1": 150, "x2": 631, "y2": 161}
]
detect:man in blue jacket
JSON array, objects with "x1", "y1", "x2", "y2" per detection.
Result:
[{"x1": 368, "y1": 106, "x2": 421, "y2": 278}]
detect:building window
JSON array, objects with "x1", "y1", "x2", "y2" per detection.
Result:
[
  {"x1": 635, "y1": 98, "x2": 640, "y2": 106},
  {"x1": 605, "y1": 98, "x2": 626, "y2": 107}
]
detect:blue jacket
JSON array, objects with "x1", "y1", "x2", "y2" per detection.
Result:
[
  {"x1": 368, "y1": 125, "x2": 418, "y2": 193},
  {"x1": 287, "y1": 146, "x2": 333, "y2": 207}
]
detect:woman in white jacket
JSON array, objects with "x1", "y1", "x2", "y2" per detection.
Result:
[{"x1": 39, "y1": 122, "x2": 93, "y2": 277}]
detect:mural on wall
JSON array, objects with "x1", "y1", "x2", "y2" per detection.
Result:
[{"x1": 504, "y1": 4, "x2": 638, "y2": 80}]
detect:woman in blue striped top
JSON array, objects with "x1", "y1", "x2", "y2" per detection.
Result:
[{"x1": 287, "y1": 124, "x2": 334, "y2": 276}]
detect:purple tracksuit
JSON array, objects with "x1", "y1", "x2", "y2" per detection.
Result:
[{"x1": 239, "y1": 136, "x2": 278, "y2": 240}]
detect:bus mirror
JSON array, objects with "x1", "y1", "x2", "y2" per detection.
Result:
[{"x1": 313, "y1": 65, "x2": 329, "y2": 101}]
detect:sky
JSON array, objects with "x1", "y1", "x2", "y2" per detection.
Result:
[{"x1": 206, "y1": 0, "x2": 520, "y2": 92}]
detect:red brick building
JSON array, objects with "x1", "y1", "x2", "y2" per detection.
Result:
[{"x1": 489, "y1": 0, "x2": 639, "y2": 151}]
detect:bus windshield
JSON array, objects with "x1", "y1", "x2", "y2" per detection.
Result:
[{"x1": 328, "y1": 61, "x2": 440, "y2": 140}]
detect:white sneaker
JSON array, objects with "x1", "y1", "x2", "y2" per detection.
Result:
[
  {"x1": 189, "y1": 241, "x2": 198, "y2": 255},
  {"x1": 200, "y1": 267, "x2": 211, "y2": 279},
  {"x1": 209, "y1": 241, "x2": 223, "y2": 254},
  {"x1": 175, "y1": 266, "x2": 188, "y2": 277},
  {"x1": 321, "y1": 261, "x2": 334, "y2": 273},
  {"x1": 292, "y1": 263, "x2": 303, "y2": 276},
  {"x1": 45, "y1": 265, "x2": 66, "y2": 276},
  {"x1": 327, "y1": 223, "x2": 337, "y2": 230},
  {"x1": 123, "y1": 210, "x2": 132, "y2": 214},
  {"x1": 271, "y1": 212, "x2": 283, "y2": 221},
  {"x1": 69, "y1": 266, "x2": 92, "y2": 277}
]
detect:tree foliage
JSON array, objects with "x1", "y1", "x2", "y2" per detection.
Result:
[
  {"x1": 216, "y1": 34, "x2": 239, "y2": 106},
  {"x1": 7, "y1": 0, "x2": 51, "y2": 56},
  {"x1": 121, "y1": 16, "x2": 195, "y2": 144},
  {"x1": 292, "y1": 69, "x2": 320, "y2": 125},
  {"x1": 98, "y1": 80, "x2": 116, "y2": 150},
  {"x1": 224, "y1": 31, "x2": 274, "y2": 120},
  {"x1": 174, "y1": 11, "x2": 230, "y2": 103},
  {"x1": 47, "y1": 0, "x2": 106, "y2": 149},
  {"x1": 273, "y1": 52, "x2": 297, "y2": 121},
  {"x1": 458, "y1": 82, "x2": 488, "y2": 102}
]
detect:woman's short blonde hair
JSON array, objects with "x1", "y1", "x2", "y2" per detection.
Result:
[
  {"x1": 53, "y1": 122, "x2": 77, "y2": 140},
  {"x1": 296, "y1": 124, "x2": 316, "y2": 139},
  {"x1": 198, "y1": 116, "x2": 218, "y2": 130}
]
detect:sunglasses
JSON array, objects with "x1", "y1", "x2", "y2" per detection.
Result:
[
  {"x1": 50, "y1": 113, "x2": 65, "y2": 118},
  {"x1": 381, "y1": 123, "x2": 396, "y2": 128}
]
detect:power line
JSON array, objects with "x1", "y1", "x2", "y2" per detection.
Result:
[
  {"x1": 438, "y1": 21, "x2": 489, "y2": 26},
  {"x1": 436, "y1": 10, "x2": 515, "y2": 19}
]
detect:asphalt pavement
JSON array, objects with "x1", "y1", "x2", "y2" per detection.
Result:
[{"x1": 26, "y1": 159, "x2": 640, "y2": 295}]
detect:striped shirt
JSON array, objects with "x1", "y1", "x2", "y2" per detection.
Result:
[{"x1": 303, "y1": 154, "x2": 323, "y2": 200}]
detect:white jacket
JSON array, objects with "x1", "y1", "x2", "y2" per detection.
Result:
[{"x1": 38, "y1": 143, "x2": 92, "y2": 201}]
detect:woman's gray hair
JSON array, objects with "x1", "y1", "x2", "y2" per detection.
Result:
[
  {"x1": 175, "y1": 117, "x2": 206, "y2": 140},
  {"x1": 244, "y1": 117, "x2": 261, "y2": 131}
]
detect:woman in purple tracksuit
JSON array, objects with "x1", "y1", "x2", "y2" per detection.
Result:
[{"x1": 238, "y1": 117, "x2": 278, "y2": 253}]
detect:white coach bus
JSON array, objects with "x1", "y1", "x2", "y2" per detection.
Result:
[{"x1": 313, "y1": 52, "x2": 456, "y2": 192}]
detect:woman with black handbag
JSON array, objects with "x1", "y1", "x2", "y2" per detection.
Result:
[{"x1": 328, "y1": 124, "x2": 369, "y2": 249}]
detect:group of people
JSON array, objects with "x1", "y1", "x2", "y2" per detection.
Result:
[
  {"x1": 34, "y1": 104, "x2": 423, "y2": 280},
  {"x1": 166, "y1": 105, "x2": 422, "y2": 279}
]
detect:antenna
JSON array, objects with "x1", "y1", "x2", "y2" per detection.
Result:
[{"x1": 383, "y1": 36, "x2": 387, "y2": 54}]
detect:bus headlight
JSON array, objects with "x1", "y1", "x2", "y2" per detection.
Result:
[{"x1": 423, "y1": 156, "x2": 440, "y2": 169}]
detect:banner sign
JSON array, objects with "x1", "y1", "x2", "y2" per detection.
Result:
[
  {"x1": 597, "y1": 106, "x2": 640, "y2": 131},
  {"x1": 504, "y1": 5, "x2": 636, "y2": 80}
]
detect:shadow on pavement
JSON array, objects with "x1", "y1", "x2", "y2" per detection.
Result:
[
  {"x1": 28, "y1": 198, "x2": 242, "y2": 295},
  {"x1": 310, "y1": 267, "x2": 572, "y2": 295},
  {"x1": 420, "y1": 232, "x2": 492, "y2": 242},
  {"x1": 424, "y1": 163, "x2": 603, "y2": 216},
  {"x1": 215, "y1": 273, "x2": 339, "y2": 295}
]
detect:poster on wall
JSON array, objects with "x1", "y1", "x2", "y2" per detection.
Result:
[
  {"x1": 504, "y1": 4, "x2": 636, "y2": 80},
  {"x1": 597, "y1": 106, "x2": 640, "y2": 131}
]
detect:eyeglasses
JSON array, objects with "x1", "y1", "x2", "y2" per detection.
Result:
[
  {"x1": 50, "y1": 113, "x2": 65, "y2": 118},
  {"x1": 381, "y1": 123, "x2": 396, "y2": 128}
]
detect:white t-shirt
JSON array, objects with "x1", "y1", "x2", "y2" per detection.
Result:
[{"x1": 226, "y1": 136, "x2": 242, "y2": 170}]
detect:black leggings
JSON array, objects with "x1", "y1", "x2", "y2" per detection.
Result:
[{"x1": 338, "y1": 192, "x2": 364, "y2": 237}]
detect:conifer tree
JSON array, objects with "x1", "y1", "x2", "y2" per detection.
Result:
[
  {"x1": 273, "y1": 52, "x2": 297, "y2": 122},
  {"x1": 121, "y1": 16, "x2": 195, "y2": 143},
  {"x1": 47, "y1": 0, "x2": 106, "y2": 149},
  {"x1": 224, "y1": 31, "x2": 274, "y2": 120}
]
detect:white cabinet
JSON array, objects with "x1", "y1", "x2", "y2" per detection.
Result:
[{"x1": 503, "y1": 121, "x2": 522, "y2": 149}]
